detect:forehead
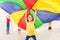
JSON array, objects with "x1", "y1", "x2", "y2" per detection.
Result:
[{"x1": 28, "y1": 15, "x2": 32, "y2": 17}]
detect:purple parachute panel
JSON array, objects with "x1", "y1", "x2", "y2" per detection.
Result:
[
  {"x1": 37, "y1": 10, "x2": 60, "y2": 23},
  {"x1": 0, "y1": 2, "x2": 23, "y2": 14}
]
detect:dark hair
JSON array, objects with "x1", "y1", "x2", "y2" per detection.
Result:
[{"x1": 27, "y1": 14, "x2": 34, "y2": 22}]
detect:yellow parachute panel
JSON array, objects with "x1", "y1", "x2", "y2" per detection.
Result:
[
  {"x1": 32, "y1": 0, "x2": 60, "y2": 13},
  {"x1": 10, "y1": 10, "x2": 26, "y2": 24}
]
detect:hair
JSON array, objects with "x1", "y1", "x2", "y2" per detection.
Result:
[{"x1": 27, "y1": 14, "x2": 34, "y2": 22}]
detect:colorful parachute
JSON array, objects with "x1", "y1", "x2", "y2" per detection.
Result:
[{"x1": 0, "y1": 0, "x2": 60, "y2": 30}]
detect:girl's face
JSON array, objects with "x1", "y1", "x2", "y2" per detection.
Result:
[
  {"x1": 28, "y1": 15, "x2": 33, "y2": 22},
  {"x1": 6, "y1": 15, "x2": 10, "y2": 19}
]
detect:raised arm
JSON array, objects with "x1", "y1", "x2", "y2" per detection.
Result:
[
  {"x1": 25, "y1": 10, "x2": 27, "y2": 23},
  {"x1": 34, "y1": 10, "x2": 37, "y2": 22}
]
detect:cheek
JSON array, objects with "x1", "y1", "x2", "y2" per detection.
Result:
[
  {"x1": 30, "y1": 18, "x2": 32, "y2": 20},
  {"x1": 28, "y1": 18, "x2": 30, "y2": 20}
]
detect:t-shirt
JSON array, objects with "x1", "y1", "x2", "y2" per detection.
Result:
[
  {"x1": 7, "y1": 18, "x2": 10, "y2": 24},
  {"x1": 26, "y1": 21, "x2": 36, "y2": 36}
]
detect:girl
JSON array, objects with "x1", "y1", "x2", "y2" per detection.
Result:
[
  {"x1": 48, "y1": 22, "x2": 52, "y2": 30},
  {"x1": 25, "y1": 10, "x2": 37, "y2": 40},
  {"x1": 6, "y1": 15, "x2": 10, "y2": 34},
  {"x1": 18, "y1": 27, "x2": 21, "y2": 34}
]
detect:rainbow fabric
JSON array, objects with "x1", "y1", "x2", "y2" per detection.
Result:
[{"x1": 0, "y1": 0, "x2": 60, "y2": 30}]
